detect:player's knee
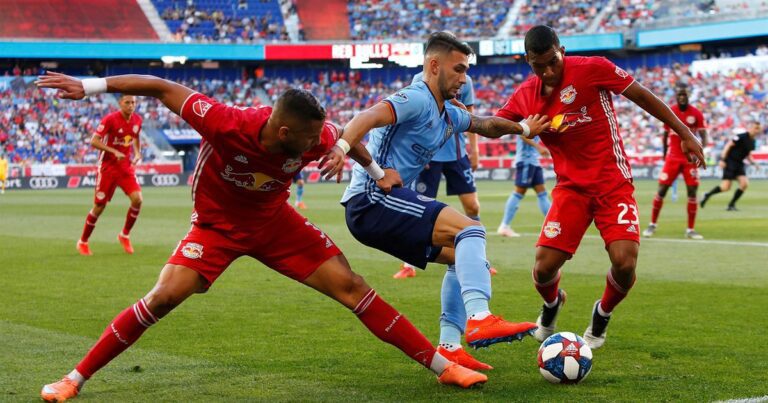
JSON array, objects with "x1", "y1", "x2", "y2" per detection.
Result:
[
  {"x1": 144, "y1": 288, "x2": 186, "y2": 318},
  {"x1": 611, "y1": 253, "x2": 637, "y2": 276},
  {"x1": 686, "y1": 187, "x2": 698, "y2": 198},
  {"x1": 657, "y1": 186, "x2": 669, "y2": 198},
  {"x1": 464, "y1": 202, "x2": 480, "y2": 217}
]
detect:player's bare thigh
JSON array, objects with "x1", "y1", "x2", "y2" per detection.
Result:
[
  {"x1": 143, "y1": 264, "x2": 208, "y2": 318},
  {"x1": 432, "y1": 206, "x2": 481, "y2": 248},
  {"x1": 301, "y1": 254, "x2": 371, "y2": 310}
]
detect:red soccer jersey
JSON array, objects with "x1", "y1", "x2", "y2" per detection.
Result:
[
  {"x1": 497, "y1": 56, "x2": 635, "y2": 195},
  {"x1": 180, "y1": 93, "x2": 338, "y2": 231},
  {"x1": 663, "y1": 104, "x2": 705, "y2": 161},
  {"x1": 95, "y1": 110, "x2": 142, "y2": 172}
]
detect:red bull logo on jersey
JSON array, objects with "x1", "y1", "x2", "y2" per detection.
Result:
[
  {"x1": 550, "y1": 106, "x2": 593, "y2": 133},
  {"x1": 220, "y1": 165, "x2": 285, "y2": 191},
  {"x1": 282, "y1": 157, "x2": 302, "y2": 173},
  {"x1": 559, "y1": 85, "x2": 577, "y2": 104},
  {"x1": 113, "y1": 135, "x2": 133, "y2": 146}
]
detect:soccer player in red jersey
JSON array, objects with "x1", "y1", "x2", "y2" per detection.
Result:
[
  {"x1": 36, "y1": 72, "x2": 486, "y2": 402},
  {"x1": 495, "y1": 26, "x2": 706, "y2": 349},
  {"x1": 76, "y1": 94, "x2": 143, "y2": 256},
  {"x1": 643, "y1": 85, "x2": 707, "y2": 239}
]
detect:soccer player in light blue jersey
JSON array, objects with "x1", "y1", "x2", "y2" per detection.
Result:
[
  {"x1": 497, "y1": 135, "x2": 552, "y2": 237},
  {"x1": 394, "y1": 72, "x2": 484, "y2": 279},
  {"x1": 320, "y1": 32, "x2": 551, "y2": 372}
]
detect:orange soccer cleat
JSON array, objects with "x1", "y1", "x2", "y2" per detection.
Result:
[
  {"x1": 489, "y1": 267, "x2": 498, "y2": 276},
  {"x1": 117, "y1": 233, "x2": 134, "y2": 254},
  {"x1": 437, "y1": 362, "x2": 488, "y2": 388},
  {"x1": 465, "y1": 315, "x2": 537, "y2": 349},
  {"x1": 295, "y1": 201, "x2": 307, "y2": 210},
  {"x1": 41, "y1": 377, "x2": 79, "y2": 402},
  {"x1": 393, "y1": 264, "x2": 416, "y2": 279},
  {"x1": 76, "y1": 240, "x2": 92, "y2": 256},
  {"x1": 437, "y1": 346, "x2": 493, "y2": 371}
]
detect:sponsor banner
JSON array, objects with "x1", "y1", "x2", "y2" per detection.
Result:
[
  {"x1": 13, "y1": 173, "x2": 191, "y2": 190},
  {"x1": 62, "y1": 163, "x2": 183, "y2": 177},
  {"x1": 471, "y1": 165, "x2": 768, "y2": 181}
]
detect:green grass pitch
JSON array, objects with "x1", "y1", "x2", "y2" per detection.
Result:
[{"x1": 1, "y1": 179, "x2": 766, "y2": 402}]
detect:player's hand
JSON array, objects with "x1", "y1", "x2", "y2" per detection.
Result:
[
  {"x1": 524, "y1": 114, "x2": 551, "y2": 138},
  {"x1": 469, "y1": 153, "x2": 479, "y2": 171},
  {"x1": 34, "y1": 71, "x2": 87, "y2": 100},
  {"x1": 450, "y1": 99, "x2": 468, "y2": 111},
  {"x1": 375, "y1": 168, "x2": 403, "y2": 194},
  {"x1": 718, "y1": 160, "x2": 726, "y2": 169},
  {"x1": 681, "y1": 135, "x2": 707, "y2": 168},
  {"x1": 318, "y1": 145, "x2": 346, "y2": 183},
  {"x1": 132, "y1": 155, "x2": 142, "y2": 165},
  {"x1": 537, "y1": 146, "x2": 551, "y2": 158},
  {"x1": 113, "y1": 150, "x2": 126, "y2": 160}
]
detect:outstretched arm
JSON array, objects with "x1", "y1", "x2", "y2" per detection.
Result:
[
  {"x1": 340, "y1": 102, "x2": 395, "y2": 148},
  {"x1": 623, "y1": 81, "x2": 706, "y2": 167},
  {"x1": 35, "y1": 72, "x2": 194, "y2": 116},
  {"x1": 469, "y1": 114, "x2": 550, "y2": 139}
]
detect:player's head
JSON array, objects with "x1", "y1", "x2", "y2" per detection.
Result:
[
  {"x1": 423, "y1": 31, "x2": 473, "y2": 100},
  {"x1": 117, "y1": 94, "x2": 136, "y2": 116},
  {"x1": 524, "y1": 25, "x2": 565, "y2": 87},
  {"x1": 675, "y1": 86, "x2": 689, "y2": 107},
  {"x1": 273, "y1": 88, "x2": 326, "y2": 157},
  {"x1": 747, "y1": 120, "x2": 762, "y2": 137}
]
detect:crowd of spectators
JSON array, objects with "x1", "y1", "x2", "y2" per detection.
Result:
[
  {"x1": 347, "y1": 0, "x2": 512, "y2": 41},
  {"x1": 2, "y1": 62, "x2": 765, "y2": 166},
  {"x1": 510, "y1": 0, "x2": 608, "y2": 37}
]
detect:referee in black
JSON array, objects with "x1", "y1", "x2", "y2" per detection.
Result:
[{"x1": 701, "y1": 120, "x2": 763, "y2": 210}]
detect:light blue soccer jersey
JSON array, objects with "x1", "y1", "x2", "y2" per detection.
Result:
[
  {"x1": 341, "y1": 80, "x2": 472, "y2": 202},
  {"x1": 412, "y1": 72, "x2": 475, "y2": 162},
  {"x1": 514, "y1": 136, "x2": 542, "y2": 167}
]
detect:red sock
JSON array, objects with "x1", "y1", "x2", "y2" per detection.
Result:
[
  {"x1": 650, "y1": 194, "x2": 663, "y2": 225},
  {"x1": 80, "y1": 212, "x2": 99, "y2": 243},
  {"x1": 533, "y1": 269, "x2": 560, "y2": 304},
  {"x1": 600, "y1": 270, "x2": 635, "y2": 314},
  {"x1": 122, "y1": 206, "x2": 141, "y2": 236},
  {"x1": 75, "y1": 299, "x2": 158, "y2": 379},
  {"x1": 687, "y1": 197, "x2": 697, "y2": 230},
  {"x1": 354, "y1": 289, "x2": 436, "y2": 369}
]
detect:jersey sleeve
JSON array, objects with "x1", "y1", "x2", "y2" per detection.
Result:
[
  {"x1": 495, "y1": 92, "x2": 526, "y2": 122},
  {"x1": 446, "y1": 103, "x2": 472, "y2": 134},
  {"x1": 588, "y1": 57, "x2": 635, "y2": 95},
  {"x1": 381, "y1": 86, "x2": 428, "y2": 125},
  {"x1": 179, "y1": 92, "x2": 245, "y2": 149},
  {"x1": 461, "y1": 76, "x2": 475, "y2": 107},
  {"x1": 694, "y1": 107, "x2": 706, "y2": 129},
  {"x1": 95, "y1": 115, "x2": 111, "y2": 137}
]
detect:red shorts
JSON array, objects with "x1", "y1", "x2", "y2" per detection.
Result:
[
  {"x1": 95, "y1": 168, "x2": 141, "y2": 204},
  {"x1": 659, "y1": 158, "x2": 699, "y2": 187},
  {"x1": 167, "y1": 202, "x2": 342, "y2": 288},
  {"x1": 537, "y1": 182, "x2": 640, "y2": 255}
]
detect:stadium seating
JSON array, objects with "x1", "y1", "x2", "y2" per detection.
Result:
[
  {"x1": 347, "y1": 0, "x2": 512, "y2": 41},
  {"x1": 0, "y1": 0, "x2": 157, "y2": 40},
  {"x1": 154, "y1": 0, "x2": 287, "y2": 42},
  {"x1": 509, "y1": 0, "x2": 609, "y2": 37}
]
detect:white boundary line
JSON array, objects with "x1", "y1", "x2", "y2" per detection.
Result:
[
  {"x1": 714, "y1": 395, "x2": 768, "y2": 403},
  {"x1": 497, "y1": 232, "x2": 768, "y2": 248}
]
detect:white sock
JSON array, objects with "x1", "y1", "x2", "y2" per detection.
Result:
[
  {"x1": 66, "y1": 369, "x2": 85, "y2": 387},
  {"x1": 597, "y1": 302, "x2": 611, "y2": 317},
  {"x1": 429, "y1": 351, "x2": 452, "y2": 374},
  {"x1": 544, "y1": 296, "x2": 559, "y2": 308},
  {"x1": 469, "y1": 311, "x2": 491, "y2": 320},
  {"x1": 403, "y1": 263, "x2": 417, "y2": 269}
]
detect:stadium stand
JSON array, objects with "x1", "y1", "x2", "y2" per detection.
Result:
[
  {"x1": 509, "y1": 0, "x2": 610, "y2": 37},
  {"x1": 0, "y1": 0, "x2": 158, "y2": 40},
  {"x1": 155, "y1": 0, "x2": 287, "y2": 43}
]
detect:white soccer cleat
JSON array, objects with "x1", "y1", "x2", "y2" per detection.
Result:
[
  {"x1": 642, "y1": 224, "x2": 656, "y2": 238},
  {"x1": 496, "y1": 225, "x2": 521, "y2": 238},
  {"x1": 685, "y1": 229, "x2": 704, "y2": 240},
  {"x1": 534, "y1": 289, "x2": 567, "y2": 342}
]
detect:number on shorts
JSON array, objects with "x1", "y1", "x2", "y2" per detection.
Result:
[
  {"x1": 463, "y1": 169, "x2": 473, "y2": 184},
  {"x1": 617, "y1": 203, "x2": 639, "y2": 225}
]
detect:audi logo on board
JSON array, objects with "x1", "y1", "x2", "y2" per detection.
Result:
[
  {"x1": 150, "y1": 174, "x2": 181, "y2": 187},
  {"x1": 29, "y1": 177, "x2": 60, "y2": 189}
]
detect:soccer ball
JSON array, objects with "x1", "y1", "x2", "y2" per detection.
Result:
[{"x1": 537, "y1": 332, "x2": 593, "y2": 384}]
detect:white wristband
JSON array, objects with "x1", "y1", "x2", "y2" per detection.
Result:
[
  {"x1": 519, "y1": 121, "x2": 531, "y2": 137},
  {"x1": 335, "y1": 138, "x2": 351, "y2": 155},
  {"x1": 364, "y1": 160, "x2": 385, "y2": 181},
  {"x1": 82, "y1": 78, "x2": 108, "y2": 96}
]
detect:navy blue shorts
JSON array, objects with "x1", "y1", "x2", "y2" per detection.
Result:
[
  {"x1": 292, "y1": 172, "x2": 303, "y2": 183},
  {"x1": 343, "y1": 187, "x2": 446, "y2": 269},
  {"x1": 514, "y1": 162, "x2": 545, "y2": 188},
  {"x1": 414, "y1": 156, "x2": 476, "y2": 198}
]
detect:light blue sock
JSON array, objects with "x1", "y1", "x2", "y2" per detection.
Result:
[
  {"x1": 295, "y1": 185, "x2": 304, "y2": 202},
  {"x1": 454, "y1": 225, "x2": 491, "y2": 317},
  {"x1": 537, "y1": 191, "x2": 551, "y2": 215},
  {"x1": 670, "y1": 179, "x2": 678, "y2": 202},
  {"x1": 501, "y1": 193, "x2": 524, "y2": 226},
  {"x1": 440, "y1": 265, "x2": 466, "y2": 344}
]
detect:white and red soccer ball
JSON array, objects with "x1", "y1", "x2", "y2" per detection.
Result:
[{"x1": 537, "y1": 332, "x2": 593, "y2": 384}]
